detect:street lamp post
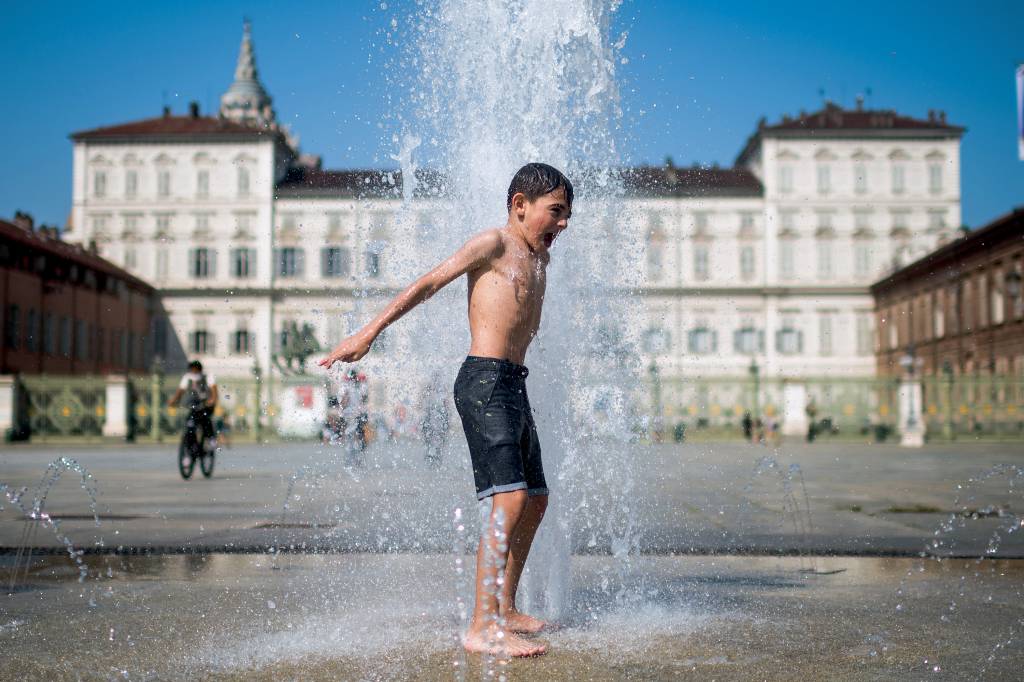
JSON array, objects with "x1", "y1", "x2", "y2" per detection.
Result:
[
  {"x1": 749, "y1": 358, "x2": 761, "y2": 423},
  {"x1": 898, "y1": 344, "x2": 925, "y2": 447},
  {"x1": 150, "y1": 355, "x2": 164, "y2": 442},
  {"x1": 252, "y1": 360, "x2": 263, "y2": 442},
  {"x1": 648, "y1": 361, "x2": 662, "y2": 441},
  {"x1": 942, "y1": 360, "x2": 955, "y2": 441}
]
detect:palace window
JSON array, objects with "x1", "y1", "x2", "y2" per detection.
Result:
[
  {"x1": 25, "y1": 309, "x2": 37, "y2": 352},
  {"x1": 816, "y1": 164, "x2": 831, "y2": 194},
  {"x1": 3, "y1": 304, "x2": 19, "y2": 350},
  {"x1": 693, "y1": 244, "x2": 710, "y2": 281},
  {"x1": 641, "y1": 327, "x2": 671, "y2": 354},
  {"x1": 816, "y1": 241, "x2": 833, "y2": 280},
  {"x1": 778, "y1": 165, "x2": 794, "y2": 194},
  {"x1": 59, "y1": 317, "x2": 71, "y2": 357},
  {"x1": 733, "y1": 326, "x2": 763, "y2": 355},
  {"x1": 196, "y1": 170, "x2": 209, "y2": 199},
  {"x1": 75, "y1": 319, "x2": 88, "y2": 360},
  {"x1": 991, "y1": 270, "x2": 1005, "y2": 325},
  {"x1": 928, "y1": 163, "x2": 943, "y2": 194},
  {"x1": 646, "y1": 226, "x2": 665, "y2": 281},
  {"x1": 856, "y1": 315, "x2": 873, "y2": 356},
  {"x1": 232, "y1": 248, "x2": 256, "y2": 278},
  {"x1": 233, "y1": 329, "x2": 251, "y2": 355},
  {"x1": 276, "y1": 247, "x2": 304, "y2": 278},
  {"x1": 155, "y1": 248, "x2": 168, "y2": 281},
  {"x1": 778, "y1": 240, "x2": 795, "y2": 280},
  {"x1": 190, "y1": 248, "x2": 215, "y2": 279},
  {"x1": 776, "y1": 319, "x2": 803, "y2": 355},
  {"x1": 854, "y1": 243, "x2": 872, "y2": 278},
  {"x1": 688, "y1": 326, "x2": 716, "y2": 354},
  {"x1": 125, "y1": 170, "x2": 138, "y2": 199},
  {"x1": 739, "y1": 245, "x2": 756, "y2": 280},
  {"x1": 891, "y1": 165, "x2": 905, "y2": 194},
  {"x1": 93, "y1": 171, "x2": 107, "y2": 198},
  {"x1": 43, "y1": 313, "x2": 54, "y2": 355},
  {"x1": 818, "y1": 314, "x2": 833, "y2": 357},
  {"x1": 190, "y1": 330, "x2": 210, "y2": 354},
  {"x1": 933, "y1": 293, "x2": 945, "y2": 339},
  {"x1": 237, "y1": 167, "x2": 250, "y2": 197},
  {"x1": 157, "y1": 170, "x2": 171, "y2": 198},
  {"x1": 854, "y1": 164, "x2": 868, "y2": 194},
  {"x1": 322, "y1": 246, "x2": 351, "y2": 278}
]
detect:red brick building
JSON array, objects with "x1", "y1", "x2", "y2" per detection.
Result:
[
  {"x1": 872, "y1": 207, "x2": 1024, "y2": 378},
  {"x1": 0, "y1": 212, "x2": 157, "y2": 375}
]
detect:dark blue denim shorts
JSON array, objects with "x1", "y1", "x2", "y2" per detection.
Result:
[{"x1": 453, "y1": 356, "x2": 548, "y2": 501}]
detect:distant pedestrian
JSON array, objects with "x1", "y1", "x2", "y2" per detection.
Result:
[
  {"x1": 806, "y1": 399, "x2": 818, "y2": 442},
  {"x1": 742, "y1": 411, "x2": 753, "y2": 442}
]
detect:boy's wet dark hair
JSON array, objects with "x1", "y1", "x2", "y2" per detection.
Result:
[
  {"x1": 506, "y1": 163, "x2": 574, "y2": 212},
  {"x1": 188, "y1": 360, "x2": 203, "y2": 372}
]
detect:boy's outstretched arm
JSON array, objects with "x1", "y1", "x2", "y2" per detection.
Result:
[{"x1": 318, "y1": 230, "x2": 502, "y2": 369}]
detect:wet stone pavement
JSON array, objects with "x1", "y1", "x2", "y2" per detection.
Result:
[
  {"x1": 2, "y1": 440, "x2": 1023, "y2": 679},
  {"x1": 1, "y1": 553, "x2": 1022, "y2": 680},
  {"x1": 1, "y1": 440, "x2": 1022, "y2": 556}
]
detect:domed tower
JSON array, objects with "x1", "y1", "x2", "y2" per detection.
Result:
[{"x1": 220, "y1": 20, "x2": 276, "y2": 128}]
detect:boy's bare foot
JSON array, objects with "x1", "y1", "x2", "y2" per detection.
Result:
[
  {"x1": 463, "y1": 626, "x2": 547, "y2": 657},
  {"x1": 502, "y1": 610, "x2": 551, "y2": 634}
]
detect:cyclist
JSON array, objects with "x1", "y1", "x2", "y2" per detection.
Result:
[{"x1": 167, "y1": 360, "x2": 219, "y2": 458}]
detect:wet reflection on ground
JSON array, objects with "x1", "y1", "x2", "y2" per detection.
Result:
[{"x1": 2, "y1": 553, "x2": 1022, "y2": 680}]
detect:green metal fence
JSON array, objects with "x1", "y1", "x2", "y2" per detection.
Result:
[
  {"x1": 8, "y1": 373, "x2": 1024, "y2": 442},
  {"x1": 644, "y1": 375, "x2": 1024, "y2": 441},
  {"x1": 21, "y1": 375, "x2": 107, "y2": 441}
]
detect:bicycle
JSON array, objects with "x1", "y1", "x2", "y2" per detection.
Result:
[{"x1": 179, "y1": 405, "x2": 216, "y2": 480}]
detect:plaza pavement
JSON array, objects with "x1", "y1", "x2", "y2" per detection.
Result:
[
  {"x1": 3, "y1": 440, "x2": 1024, "y2": 680},
  {"x1": 2, "y1": 439, "x2": 1022, "y2": 557}
]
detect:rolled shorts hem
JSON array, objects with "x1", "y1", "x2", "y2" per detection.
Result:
[{"x1": 476, "y1": 482, "x2": 529, "y2": 501}]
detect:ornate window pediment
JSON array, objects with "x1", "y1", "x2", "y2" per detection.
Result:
[
  {"x1": 851, "y1": 149, "x2": 874, "y2": 161},
  {"x1": 122, "y1": 153, "x2": 142, "y2": 166},
  {"x1": 925, "y1": 150, "x2": 946, "y2": 161},
  {"x1": 89, "y1": 154, "x2": 113, "y2": 166},
  {"x1": 193, "y1": 152, "x2": 217, "y2": 165},
  {"x1": 776, "y1": 150, "x2": 800, "y2": 161},
  {"x1": 888, "y1": 148, "x2": 911, "y2": 161},
  {"x1": 814, "y1": 148, "x2": 837, "y2": 161},
  {"x1": 153, "y1": 153, "x2": 175, "y2": 166}
]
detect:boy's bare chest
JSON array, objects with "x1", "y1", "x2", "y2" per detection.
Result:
[{"x1": 499, "y1": 256, "x2": 546, "y2": 305}]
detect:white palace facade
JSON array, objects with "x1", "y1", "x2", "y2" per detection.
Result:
[{"x1": 68, "y1": 24, "x2": 964, "y2": 395}]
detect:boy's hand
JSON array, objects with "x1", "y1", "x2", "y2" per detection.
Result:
[{"x1": 319, "y1": 332, "x2": 373, "y2": 369}]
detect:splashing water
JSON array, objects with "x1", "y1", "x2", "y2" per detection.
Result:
[
  {"x1": 2, "y1": 457, "x2": 105, "y2": 590},
  {"x1": 736, "y1": 456, "x2": 821, "y2": 573},
  {"x1": 387, "y1": 0, "x2": 643, "y2": 624},
  {"x1": 310, "y1": 0, "x2": 643, "y2": 625},
  {"x1": 893, "y1": 464, "x2": 1024, "y2": 674}
]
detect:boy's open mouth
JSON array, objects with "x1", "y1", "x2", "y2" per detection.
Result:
[{"x1": 543, "y1": 233, "x2": 555, "y2": 248}]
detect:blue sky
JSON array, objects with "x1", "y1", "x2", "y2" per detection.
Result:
[{"x1": 1, "y1": 1, "x2": 1021, "y2": 228}]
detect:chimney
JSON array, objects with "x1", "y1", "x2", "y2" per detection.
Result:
[
  {"x1": 189, "y1": 101, "x2": 200, "y2": 118},
  {"x1": 162, "y1": 105, "x2": 171, "y2": 118},
  {"x1": 938, "y1": 110, "x2": 947, "y2": 124},
  {"x1": 855, "y1": 95, "x2": 864, "y2": 111},
  {"x1": 12, "y1": 210, "x2": 34, "y2": 232}
]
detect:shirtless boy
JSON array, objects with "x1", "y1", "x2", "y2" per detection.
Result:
[{"x1": 319, "y1": 162, "x2": 572, "y2": 657}]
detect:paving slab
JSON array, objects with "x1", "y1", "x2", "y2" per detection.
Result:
[
  {"x1": 2, "y1": 440, "x2": 1023, "y2": 556},
  {"x1": 1, "y1": 553, "x2": 1022, "y2": 680}
]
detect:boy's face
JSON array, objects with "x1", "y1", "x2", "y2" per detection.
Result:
[{"x1": 512, "y1": 187, "x2": 572, "y2": 253}]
